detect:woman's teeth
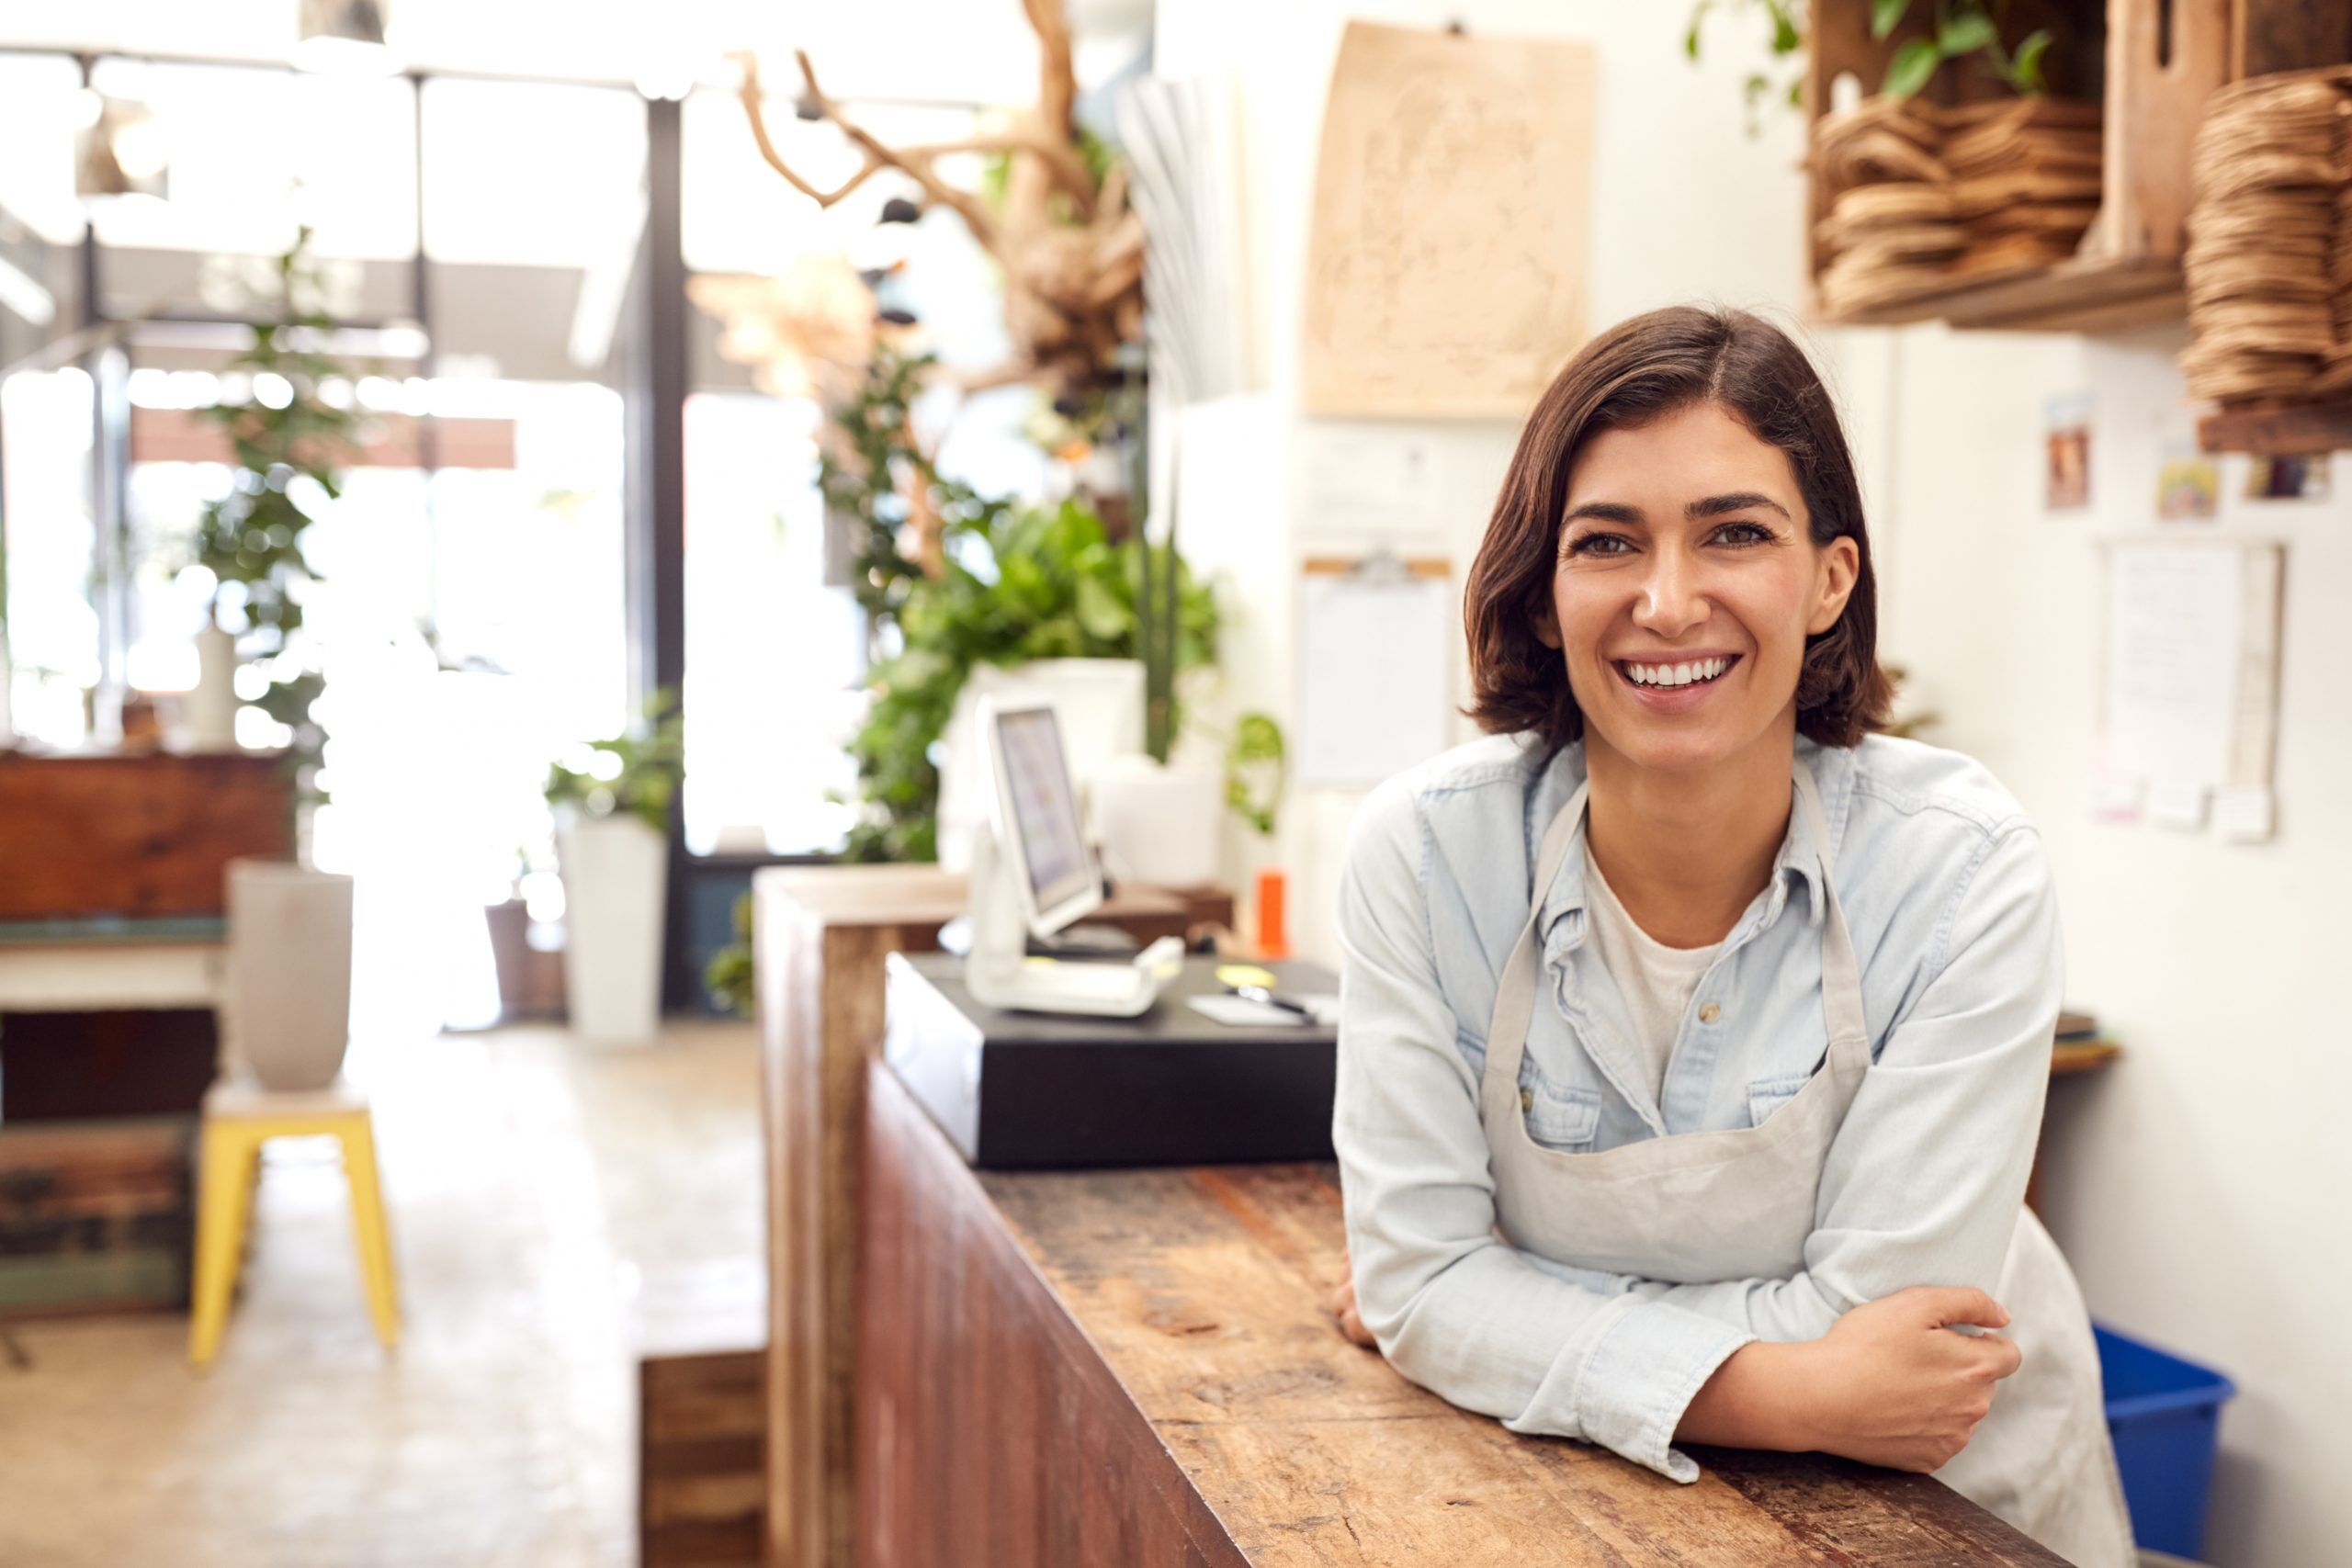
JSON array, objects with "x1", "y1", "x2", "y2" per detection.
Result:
[{"x1": 1622, "y1": 657, "x2": 1730, "y2": 688}]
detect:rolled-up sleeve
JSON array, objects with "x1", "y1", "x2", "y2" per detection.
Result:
[
  {"x1": 1628, "y1": 821, "x2": 2063, "y2": 1340},
  {"x1": 1334, "y1": 779, "x2": 1754, "y2": 1482}
]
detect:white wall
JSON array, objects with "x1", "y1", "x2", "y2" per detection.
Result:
[
  {"x1": 1159, "y1": 6, "x2": 2351, "y2": 1565},
  {"x1": 1877, "y1": 322, "x2": 2352, "y2": 1568},
  {"x1": 1157, "y1": 0, "x2": 1815, "y2": 961}
]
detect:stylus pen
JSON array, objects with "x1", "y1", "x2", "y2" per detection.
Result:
[{"x1": 1227, "y1": 983, "x2": 1317, "y2": 1020}]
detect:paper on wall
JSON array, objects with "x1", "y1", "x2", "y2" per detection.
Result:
[
  {"x1": 1301, "y1": 22, "x2": 1594, "y2": 418},
  {"x1": 2098, "y1": 539, "x2": 2286, "y2": 842},
  {"x1": 1297, "y1": 425, "x2": 1444, "y2": 551},
  {"x1": 2100, "y1": 543, "x2": 2245, "y2": 791},
  {"x1": 1296, "y1": 572, "x2": 1453, "y2": 786},
  {"x1": 2213, "y1": 785, "x2": 2276, "y2": 843}
]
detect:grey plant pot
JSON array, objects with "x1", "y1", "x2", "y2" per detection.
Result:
[{"x1": 225, "y1": 857, "x2": 356, "y2": 1090}]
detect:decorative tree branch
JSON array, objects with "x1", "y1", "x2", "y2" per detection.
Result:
[{"x1": 730, "y1": 0, "x2": 1145, "y2": 396}]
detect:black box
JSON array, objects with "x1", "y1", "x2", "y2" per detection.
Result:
[{"x1": 882, "y1": 953, "x2": 1339, "y2": 1169}]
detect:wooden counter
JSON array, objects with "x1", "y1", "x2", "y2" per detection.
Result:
[
  {"x1": 752, "y1": 865, "x2": 1231, "y2": 1568},
  {"x1": 858, "y1": 1058, "x2": 2069, "y2": 1567}
]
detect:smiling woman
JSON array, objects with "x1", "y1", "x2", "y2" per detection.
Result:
[{"x1": 1330, "y1": 305, "x2": 2137, "y2": 1567}]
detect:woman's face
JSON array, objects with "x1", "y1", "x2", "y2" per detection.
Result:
[{"x1": 1537, "y1": 400, "x2": 1859, "y2": 776}]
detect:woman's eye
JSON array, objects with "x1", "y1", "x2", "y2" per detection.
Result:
[
  {"x1": 1566, "y1": 533, "x2": 1631, "y2": 557},
  {"x1": 1714, "y1": 521, "x2": 1772, "y2": 546}
]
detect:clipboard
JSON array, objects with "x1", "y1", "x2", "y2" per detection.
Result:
[{"x1": 1295, "y1": 552, "x2": 1455, "y2": 786}]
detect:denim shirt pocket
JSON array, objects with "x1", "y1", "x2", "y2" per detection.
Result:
[
  {"x1": 1746, "y1": 1071, "x2": 1816, "y2": 1128},
  {"x1": 1520, "y1": 1068, "x2": 1603, "y2": 1152}
]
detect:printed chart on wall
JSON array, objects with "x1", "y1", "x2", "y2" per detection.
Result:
[
  {"x1": 1296, "y1": 558, "x2": 1453, "y2": 787},
  {"x1": 1300, "y1": 21, "x2": 1594, "y2": 419},
  {"x1": 2096, "y1": 539, "x2": 2285, "y2": 841}
]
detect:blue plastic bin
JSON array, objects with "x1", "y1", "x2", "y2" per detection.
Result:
[{"x1": 2096, "y1": 1323, "x2": 2236, "y2": 1560}]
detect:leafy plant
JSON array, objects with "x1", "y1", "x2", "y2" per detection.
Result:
[
  {"x1": 705, "y1": 892, "x2": 756, "y2": 1018},
  {"x1": 1686, "y1": 0, "x2": 2052, "y2": 131},
  {"x1": 1684, "y1": 0, "x2": 1808, "y2": 135},
  {"x1": 545, "y1": 690, "x2": 685, "y2": 833},
  {"x1": 1222, "y1": 712, "x2": 1287, "y2": 838},
  {"x1": 819, "y1": 339, "x2": 1008, "y2": 643},
  {"x1": 1872, "y1": 0, "x2": 2051, "y2": 98},
  {"x1": 840, "y1": 499, "x2": 1217, "y2": 863},
  {"x1": 186, "y1": 229, "x2": 361, "y2": 810}
]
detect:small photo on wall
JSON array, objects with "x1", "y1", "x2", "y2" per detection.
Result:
[
  {"x1": 2155, "y1": 440, "x2": 2220, "y2": 521},
  {"x1": 2044, "y1": 394, "x2": 2091, "y2": 511},
  {"x1": 2246, "y1": 452, "x2": 2331, "y2": 502}
]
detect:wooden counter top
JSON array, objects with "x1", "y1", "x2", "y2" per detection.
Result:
[{"x1": 859, "y1": 1059, "x2": 2068, "y2": 1567}]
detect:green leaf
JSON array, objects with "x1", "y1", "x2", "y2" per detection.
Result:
[
  {"x1": 1936, "y1": 9, "x2": 1996, "y2": 55},
  {"x1": 1871, "y1": 0, "x2": 1911, "y2": 40},
  {"x1": 1770, "y1": 5, "x2": 1800, "y2": 54},
  {"x1": 1883, "y1": 38, "x2": 1941, "y2": 97},
  {"x1": 1683, "y1": 0, "x2": 1709, "y2": 60},
  {"x1": 2009, "y1": 28, "x2": 2052, "y2": 93}
]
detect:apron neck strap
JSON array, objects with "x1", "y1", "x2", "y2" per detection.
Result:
[{"x1": 1478, "y1": 756, "x2": 1868, "y2": 1119}]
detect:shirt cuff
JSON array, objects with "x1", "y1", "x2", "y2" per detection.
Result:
[{"x1": 1529, "y1": 1298, "x2": 1755, "y2": 1483}]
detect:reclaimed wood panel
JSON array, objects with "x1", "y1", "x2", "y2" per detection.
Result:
[
  {"x1": 0, "y1": 752, "x2": 291, "y2": 920},
  {"x1": 752, "y1": 864, "x2": 1228, "y2": 1568},
  {"x1": 641, "y1": 1348, "x2": 766, "y2": 1568},
  {"x1": 860, "y1": 1055, "x2": 1248, "y2": 1568},
  {"x1": 858, "y1": 1062, "x2": 2067, "y2": 1566}
]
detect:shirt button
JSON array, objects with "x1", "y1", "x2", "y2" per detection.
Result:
[
  {"x1": 1519, "y1": 1087, "x2": 1534, "y2": 1111},
  {"x1": 1698, "y1": 1002, "x2": 1722, "y2": 1024}
]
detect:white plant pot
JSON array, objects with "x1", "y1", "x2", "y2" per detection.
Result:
[
  {"x1": 558, "y1": 815, "x2": 667, "y2": 1046},
  {"x1": 1091, "y1": 754, "x2": 1223, "y2": 888},
  {"x1": 186, "y1": 626, "x2": 241, "y2": 751},
  {"x1": 936, "y1": 659, "x2": 1145, "y2": 872},
  {"x1": 225, "y1": 858, "x2": 355, "y2": 1091}
]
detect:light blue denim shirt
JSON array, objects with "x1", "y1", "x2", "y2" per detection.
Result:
[{"x1": 1333, "y1": 730, "x2": 2063, "y2": 1481}]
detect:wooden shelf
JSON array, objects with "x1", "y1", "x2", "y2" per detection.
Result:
[
  {"x1": 1820, "y1": 254, "x2": 2183, "y2": 334},
  {"x1": 2199, "y1": 399, "x2": 2352, "y2": 454},
  {"x1": 2051, "y1": 1039, "x2": 2122, "y2": 1076}
]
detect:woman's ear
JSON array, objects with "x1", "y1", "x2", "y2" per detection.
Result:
[
  {"x1": 1533, "y1": 598, "x2": 1563, "y2": 650},
  {"x1": 1805, "y1": 536, "x2": 1860, "y2": 636}
]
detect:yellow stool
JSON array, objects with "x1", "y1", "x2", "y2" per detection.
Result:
[{"x1": 188, "y1": 1076, "x2": 399, "y2": 1369}]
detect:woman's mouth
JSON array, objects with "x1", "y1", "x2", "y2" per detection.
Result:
[{"x1": 1612, "y1": 654, "x2": 1739, "y2": 711}]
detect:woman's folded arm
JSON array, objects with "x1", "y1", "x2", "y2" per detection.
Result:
[
  {"x1": 1335, "y1": 783, "x2": 1756, "y2": 1482},
  {"x1": 1625, "y1": 823, "x2": 2064, "y2": 1343}
]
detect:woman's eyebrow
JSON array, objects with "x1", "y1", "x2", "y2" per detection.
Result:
[
  {"x1": 1562, "y1": 501, "x2": 1643, "y2": 525},
  {"x1": 1688, "y1": 491, "x2": 1791, "y2": 520}
]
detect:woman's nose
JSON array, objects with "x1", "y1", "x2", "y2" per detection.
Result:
[{"x1": 1632, "y1": 548, "x2": 1709, "y2": 636}]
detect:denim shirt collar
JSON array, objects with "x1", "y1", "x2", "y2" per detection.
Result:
[{"x1": 1531, "y1": 738, "x2": 1841, "y2": 961}]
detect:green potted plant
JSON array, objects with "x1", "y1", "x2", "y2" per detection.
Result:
[
  {"x1": 186, "y1": 230, "x2": 364, "y2": 1091},
  {"x1": 544, "y1": 693, "x2": 683, "y2": 1045}
]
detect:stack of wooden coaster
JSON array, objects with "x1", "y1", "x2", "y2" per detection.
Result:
[
  {"x1": 2181, "y1": 71, "x2": 2351, "y2": 404},
  {"x1": 1813, "y1": 97, "x2": 1965, "y2": 315},
  {"x1": 1812, "y1": 95, "x2": 2101, "y2": 316},
  {"x1": 1944, "y1": 98, "x2": 2103, "y2": 277}
]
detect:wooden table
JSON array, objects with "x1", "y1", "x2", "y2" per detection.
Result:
[
  {"x1": 858, "y1": 1059, "x2": 2067, "y2": 1566},
  {"x1": 752, "y1": 865, "x2": 1232, "y2": 1568}
]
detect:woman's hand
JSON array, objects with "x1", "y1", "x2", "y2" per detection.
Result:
[
  {"x1": 1329, "y1": 1271, "x2": 1376, "y2": 1348},
  {"x1": 1797, "y1": 1285, "x2": 2024, "y2": 1472},
  {"x1": 1679, "y1": 1285, "x2": 2020, "y2": 1471}
]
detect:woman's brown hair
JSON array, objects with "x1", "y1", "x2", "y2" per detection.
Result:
[{"x1": 1464, "y1": 304, "x2": 1892, "y2": 752}]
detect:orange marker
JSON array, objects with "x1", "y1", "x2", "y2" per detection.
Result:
[{"x1": 1254, "y1": 867, "x2": 1292, "y2": 960}]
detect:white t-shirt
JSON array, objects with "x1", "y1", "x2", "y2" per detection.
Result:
[{"x1": 1580, "y1": 843, "x2": 1722, "y2": 1107}]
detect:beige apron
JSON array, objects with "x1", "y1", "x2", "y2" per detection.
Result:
[{"x1": 1478, "y1": 763, "x2": 2134, "y2": 1567}]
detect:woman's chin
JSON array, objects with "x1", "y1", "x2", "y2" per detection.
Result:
[{"x1": 1588, "y1": 715, "x2": 1749, "y2": 776}]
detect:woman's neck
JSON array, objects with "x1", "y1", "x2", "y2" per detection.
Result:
[{"x1": 1582, "y1": 720, "x2": 1797, "y2": 949}]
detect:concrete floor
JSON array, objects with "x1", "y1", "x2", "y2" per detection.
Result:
[{"x1": 0, "y1": 1021, "x2": 764, "y2": 1568}]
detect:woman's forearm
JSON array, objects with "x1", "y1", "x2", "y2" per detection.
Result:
[{"x1": 1674, "y1": 1339, "x2": 1820, "y2": 1450}]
